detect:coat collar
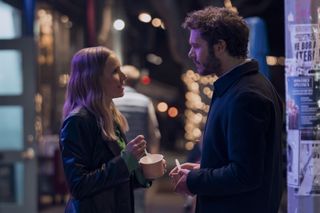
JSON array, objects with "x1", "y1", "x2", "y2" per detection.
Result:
[{"x1": 213, "y1": 59, "x2": 259, "y2": 98}]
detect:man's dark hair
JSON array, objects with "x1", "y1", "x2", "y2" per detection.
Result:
[{"x1": 182, "y1": 6, "x2": 249, "y2": 58}]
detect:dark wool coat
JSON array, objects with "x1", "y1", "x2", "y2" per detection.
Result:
[
  {"x1": 187, "y1": 60, "x2": 284, "y2": 213},
  {"x1": 60, "y1": 108, "x2": 144, "y2": 213}
]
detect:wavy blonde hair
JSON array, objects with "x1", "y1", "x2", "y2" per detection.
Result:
[{"x1": 63, "y1": 46, "x2": 128, "y2": 140}]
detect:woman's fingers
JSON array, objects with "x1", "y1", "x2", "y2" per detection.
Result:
[
  {"x1": 126, "y1": 135, "x2": 147, "y2": 159},
  {"x1": 132, "y1": 135, "x2": 144, "y2": 142}
]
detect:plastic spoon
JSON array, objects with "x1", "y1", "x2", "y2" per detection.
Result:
[
  {"x1": 175, "y1": 158, "x2": 181, "y2": 171},
  {"x1": 144, "y1": 148, "x2": 151, "y2": 156}
]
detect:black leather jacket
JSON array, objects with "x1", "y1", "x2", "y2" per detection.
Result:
[{"x1": 60, "y1": 108, "x2": 145, "y2": 213}]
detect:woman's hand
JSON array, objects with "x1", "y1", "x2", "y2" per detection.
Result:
[{"x1": 125, "y1": 135, "x2": 146, "y2": 160}]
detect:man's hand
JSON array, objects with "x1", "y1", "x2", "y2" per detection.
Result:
[
  {"x1": 169, "y1": 162, "x2": 199, "y2": 196},
  {"x1": 172, "y1": 169, "x2": 194, "y2": 196},
  {"x1": 169, "y1": 162, "x2": 200, "y2": 176}
]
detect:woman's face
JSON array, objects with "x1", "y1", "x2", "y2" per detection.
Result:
[{"x1": 101, "y1": 54, "x2": 127, "y2": 101}]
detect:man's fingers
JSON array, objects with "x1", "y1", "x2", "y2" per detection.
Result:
[
  {"x1": 169, "y1": 166, "x2": 179, "y2": 176},
  {"x1": 180, "y1": 162, "x2": 200, "y2": 170},
  {"x1": 178, "y1": 168, "x2": 189, "y2": 175}
]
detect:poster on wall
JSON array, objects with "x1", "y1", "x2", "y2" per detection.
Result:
[
  {"x1": 288, "y1": 24, "x2": 318, "y2": 72},
  {"x1": 297, "y1": 132, "x2": 320, "y2": 195},
  {"x1": 286, "y1": 23, "x2": 320, "y2": 195},
  {"x1": 287, "y1": 130, "x2": 300, "y2": 187}
]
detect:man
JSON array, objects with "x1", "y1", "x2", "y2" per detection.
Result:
[
  {"x1": 169, "y1": 7, "x2": 283, "y2": 213},
  {"x1": 114, "y1": 65, "x2": 161, "y2": 213}
]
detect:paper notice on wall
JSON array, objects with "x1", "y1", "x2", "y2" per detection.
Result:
[
  {"x1": 296, "y1": 135, "x2": 320, "y2": 195},
  {"x1": 287, "y1": 130, "x2": 300, "y2": 187},
  {"x1": 288, "y1": 24, "x2": 320, "y2": 73},
  {"x1": 286, "y1": 23, "x2": 320, "y2": 195}
]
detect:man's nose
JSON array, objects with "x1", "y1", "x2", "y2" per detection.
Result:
[{"x1": 188, "y1": 48, "x2": 194, "y2": 59}]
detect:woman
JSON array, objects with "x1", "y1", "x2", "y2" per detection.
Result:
[{"x1": 60, "y1": 46, "x2": 151, "y2": 213}]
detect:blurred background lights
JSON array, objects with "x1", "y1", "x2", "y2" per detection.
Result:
[
  {"x1": 58, "y1": 74, "x2": 69, "y2": 87},
  {"x1": 60, "y1": 15, "x2": 69, "y2": 23},
  {"x1": 151, "y1": 18, "x2": 162, "y2": 28},
  {"x1": 184, "y1": 123, "x2": 193, "y2": 132},
  {"x1": 146, "y1": 53, "x2": 162, "y2": 65},
  {"x1": 203, "y1": 86, "x2": 213, "y2": 97},
  {"x1": 157, "y1": 102, "x2": 168, "y2": 112},
  {"x1": 266, "y1": 56, "x2": 277, "y2": 66},
  {"x1": 160, "y1": 22, "x2": 165, "y2": 29},
  {"x1": 141, "y1": 75, "x2": 151, "y2": 85},
  {"x1": 278, "y1": 56, "x2": 285, "y2": 65},
  {"x1": 185, "y1": 141, "x2": 195, "y2": 151},
  {"x1": 168, "y1": 107, "x2": 178, "y2": 118},
  {"x1": 190, "y1": 82, "x2": 199, "y2": 91},
  {"x1": 182, "y1": 69, "x2": 218, "y2": 145},
  {"x1": 266, "y1": 56, "x2": 285, "y2": 66},
  {"x1": 186, "y1": 70, "x2": 194, "y2": 78},
  {"x1": 192, "y1": 128, "x2": 202, "y2": 138},
  {"x1": 113, "y1": 19, "x2": 125, "y2": 31},
  {"x1": 37, "y1": 9, "x2": 46, "y2": 16},
  {"x1": 138, "y1": 12, "x2": 152, "y2": 23},
  {"x1": 194, "y1": 113, "x2": 203, "y2": 123}
]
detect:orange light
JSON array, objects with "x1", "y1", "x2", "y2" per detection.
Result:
[
  {"x1": 141, "y1": 75, "x2": 151, "y2": 85},
  {"x1": 168, "y1": 107, "x2": 178, "y2": 118},
  {"x1": 151, "y1": 18, "x2": 162, "y2": 27}
]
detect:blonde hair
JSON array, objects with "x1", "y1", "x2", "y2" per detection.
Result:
[{"x1": 63, "y1": 46, "x2": 128, "y2": 140}]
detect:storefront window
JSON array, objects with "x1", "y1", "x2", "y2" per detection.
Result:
[
  {"x1": 0, "y1": 106, "x2": 23, "y2": 150},
  {"x1": 0, "y1": 0, "x2": 22, "y2": 39},
  {"x1": 0, "y1": 50, "x2": 23, "y2": 95}
]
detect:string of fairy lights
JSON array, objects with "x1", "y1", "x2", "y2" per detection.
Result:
[{"x1": 182, "y1": 70, "x2": 218, "y2": 151}]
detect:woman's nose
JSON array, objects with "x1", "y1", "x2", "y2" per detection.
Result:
[{"x1": 121, "y1": 71, "x2": 127, "y2": 81}]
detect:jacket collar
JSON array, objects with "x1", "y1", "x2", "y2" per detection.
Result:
[{"x1": 213, "y1": 59, "x2": 259, "y2": 98}]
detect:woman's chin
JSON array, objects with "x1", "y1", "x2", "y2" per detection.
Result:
[{"x1": 118, "y1": 91, "x2": 125, "y2": 98}]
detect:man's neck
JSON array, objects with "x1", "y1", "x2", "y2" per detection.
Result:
[{"x1": 219, "y1": 57, "x2": 248, "y2": 77}]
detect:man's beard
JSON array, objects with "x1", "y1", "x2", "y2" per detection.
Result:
[{"x1": 202, "y1": 49, "x2": 221, "y2": 76}]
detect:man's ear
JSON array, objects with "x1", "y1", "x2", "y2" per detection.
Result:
[{"x1": 213, "y1": 40, "x2": 226, "y2": 55}]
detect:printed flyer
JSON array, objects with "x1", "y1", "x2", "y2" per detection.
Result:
[{"x1": 286, "y1": 23, "x2": 320, "y2": 195}]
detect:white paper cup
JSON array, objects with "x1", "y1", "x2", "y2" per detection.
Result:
[{"x1": 139, "y1": 154, "x2": 164, "y2": 179}]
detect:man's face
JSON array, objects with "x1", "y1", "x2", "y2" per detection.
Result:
[{"x1": 188, "y1": 29, "x2": 221, "y2": 76}]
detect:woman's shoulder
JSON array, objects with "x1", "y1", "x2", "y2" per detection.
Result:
[{"x1": 63, "y1": 107, "x2": 96, "y2": 127}]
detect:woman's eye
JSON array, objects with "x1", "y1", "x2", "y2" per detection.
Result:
[{"x1": 113, "y1": 68, "x2": 120, "y2": 74}]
